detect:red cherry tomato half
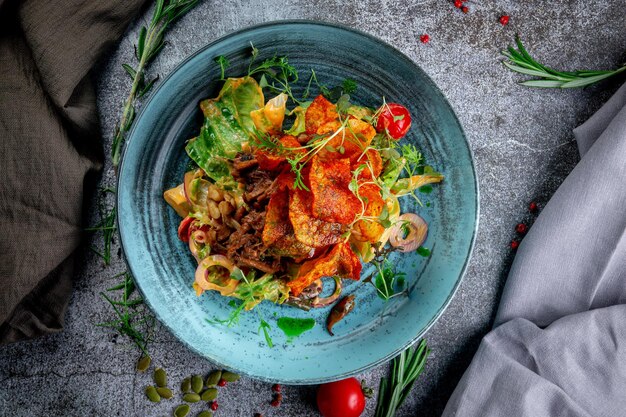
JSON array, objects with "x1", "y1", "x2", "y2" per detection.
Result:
[
  {"x1": 177, "y1": 216, "x2": 194, "y2": 242},
  {"x1": 375, "y1": 103, "x2": 412, "y2": 140},
  {"x1": 317, "y1": 377, "x2": 366, "y2": 417}
]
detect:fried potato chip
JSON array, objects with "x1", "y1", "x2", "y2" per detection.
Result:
[
  {"x1": 262, "y1": 188, "x2": 291, "y2": 247},
  {"x1": 289, "y1": 188, "x2": 344, "y2": 248},
  {"x1": 288, "y1": 242, "x2": 362, "y2": 296},
  {"x1": 352, "y1": 148, "x2": 383, "y2": 181},
  {"x1": 316, "y1": 117, "x2": 377, "y2": 163},
  {"x1": 309, "y1": 156, "x2": 361, "y2": 224},
  {"x1": 352, "y1": 184, "x2": 386, "y2": 242},
  {"x1": 254, "y1": 135, "x2": 303, "y2": 171},
  {"x1": 263, "y1": 188, "x2": 315, "y2": 259},
  {"x1": 305, "y1": 95, "x2": 339, "y2": 134}
]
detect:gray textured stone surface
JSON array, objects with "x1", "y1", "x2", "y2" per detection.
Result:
[{"x1": 1, "y1": 1, "x2": 625, "y2": 416}]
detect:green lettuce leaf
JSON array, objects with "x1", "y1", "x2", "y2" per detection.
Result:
[
  {"x1": 185, "y1": 76, "x2": 264, "y2": 184},
  {"x1": 284, "y1": 101, "x2": 310, "y2": 136},
  {"x1": 233, "y1": 272, "x2": 290, "y2": 310}
]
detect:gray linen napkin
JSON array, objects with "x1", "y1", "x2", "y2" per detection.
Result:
[{"x1": 443, "y1": 82, "x2": 626, "y2": 417}]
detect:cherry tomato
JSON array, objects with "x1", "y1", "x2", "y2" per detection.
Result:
[
  {"x1": 177, "y1": 216, "x2": 194, "y2": 242},
  {"x1": 317, "y1": 377, "x2": 366, "y2": 417},
  {"x1": 375, "y1": 103, "x2": 412, "y2": 140}
]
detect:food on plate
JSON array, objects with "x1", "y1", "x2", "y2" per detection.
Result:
[{"x1": 164, "y1": 53, "x2": 443, "y2": 333}]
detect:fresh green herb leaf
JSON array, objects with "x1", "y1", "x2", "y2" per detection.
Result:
[
  {"x1": 87, "y1": 195, "x2": 117, "y2": 265},
  {"x1": 258, "y1": 315, "x2": 274, "y2": 348},
  {"x1": 416, "y1": 246, "x2": 431, "y2": 257},
  {"x1": 401, "y1": 144, "x2": 423, "y2": 176},
  {"x1": 418, "y1": 184, "x2": 433, "y2": 194},
  {"x1": 136, "y1": 26, "x2": 147, "y2": 59},
  {"x1": 372, "y1": 259, "x2": 406, "y2": 300},
  {"x1": 206, "y1": 300, "x2": 246, "y2": 327},
  {"x1": 230, "y1": 268, "x2": 247, "y2": 281},
  {"x1": 303, "y1": 70, "x2": 358, "y2": 101},
  {"x1": 214, "y1": 55, "x2": 230, "y2": 80},
  {"x1": 248, "y1": 51, "x2": 300, "y2": 104},
  {"x1": 342, "y1": 78, "x2": 357, "y2": 95},
  {"x1": 122, "y1": 64, "x2": 138, "y2": 81},
  {"x1": 97, "y1": 272, "x2": 153, "y2": 356},
  {"x1": 138, "y1": 75, "x2": 159, "y2": 98},
  {"x1": 287, "y1": 156, "x2": 310, "y2": 191}
]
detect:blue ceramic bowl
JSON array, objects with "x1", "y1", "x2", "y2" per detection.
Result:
[{"x1": 118, "y1": 21, "x2": 478, "y2": 384}]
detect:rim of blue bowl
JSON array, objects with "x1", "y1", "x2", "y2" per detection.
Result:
[{"x1": 117, "y1": 19, "x2": 479, "y2": 384}]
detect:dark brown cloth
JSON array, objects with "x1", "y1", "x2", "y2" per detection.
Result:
[{"x1": 0, "y1": 0, "x2": 145, "y2": 343}]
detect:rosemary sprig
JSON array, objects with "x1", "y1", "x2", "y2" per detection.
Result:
[
  {"x1": 374, "y1": 340, "x2": 430, "y2": 417},
  {"x1": 96, "y1": 272, "x2": 154, "y2": 355},
  {"x1": 111, "y1": 0, "x2": 199, "y2": 167},
  {"x1": 87, "y1": 189, "x2": 117, "y2": 265},
  {"x1": 96, "y1": 0, "x2": 198, "y2": 356},
  {"x1": 502, "y1": 35, "x2": 626, "y2": 88}
]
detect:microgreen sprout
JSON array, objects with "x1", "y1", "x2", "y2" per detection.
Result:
[{"x1": 214, "y1": 55, "x2": 230, "y2": 80}]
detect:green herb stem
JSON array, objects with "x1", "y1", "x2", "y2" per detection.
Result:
[
  {"x1": 374, "y1": 340, "x2": 430, "y2": 417},
  {"x1": 502, "y1": 35, "x2": 626, "y2": 88},
  {"x1": 111, "y1": 0, "x2": 199, "y2": 168}
]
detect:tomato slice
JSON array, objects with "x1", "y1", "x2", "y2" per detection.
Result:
[
  {"x1": 375, "y1": 103, "x2": 412, "y2": 140},
  {"x1": 177, "y1": 216, "x2": 194, "y2": 242}
]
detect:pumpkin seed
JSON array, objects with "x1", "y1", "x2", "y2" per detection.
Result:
[
  {"x1": 205, "y1": 370, "x2": 222, "y2": 387},
  {"x1": 181, "y1": 377, "x2": 191, "y2": 393},
  {"x1": 200, "y1": 388, "x2": 218, "y2": 402},
  {"x1": 174, "y1": 404, "x2": 190, "y2": 417},
  {"x1": 182, "y1": 393, "x2": 201, "y2": 403},
  {"x1": 156, "y1": 387, "x2": 173, "y2": 399},
  {"x1": 145, "y1": 385, "x2": 161, "y2": 403},
  {"x1": 221, "y1": 371, "x2": 240, "y2": 382},
  {"x1": 154, "y1": 368, "x2": 167, "y2": 387},
  {"x1": 191, "y1": 375, "x2": 203, "y2": 393},
  {"x1": 136, "y1": 355, "x2": 151, "y2": 372},
  {"x1": 197, "y1": 411, "x2": 213, "y2": 417}
]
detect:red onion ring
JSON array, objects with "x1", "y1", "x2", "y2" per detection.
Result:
[{"x1": 389, "y1": 213, "x2": 428, "y2": 252}]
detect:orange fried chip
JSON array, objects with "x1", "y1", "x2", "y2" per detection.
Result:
[
  {"x1": 309, "y1": 156, "x2": 361, "y2": 225},
  {"x1": 255, "y1": 135, "x2": 303, "y2": 171},
  {"x1": 287, "y1": 242, "x2": 362, "y2": 296},
  {"x1": 276, "y1": 170, "x2": 296, "y2": 191},
  {"x1": 262, "y1": 188, "x2": 315, "y2": 259},
  {"x1": 305, "y1": 95, "x2": 339, "y2": 134},
  {"x1": 262, "y1": 188, "x2": 291, "y2": 247},
  {"x1": 289, "y1": 188, "x2": 344, "y2": 248},
  {"x1": 352, "y1": 184, "x2": 386, "y2": 242},
  {"x1": 352, "y1": 148, "x2": 383, "y2": 181},
  {"x1": 316, "y1": 117, "x2": 377, "y2": 163}
]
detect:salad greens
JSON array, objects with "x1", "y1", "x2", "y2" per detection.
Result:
[{"x1": 186, "y1": 77, "x2": 263, "y2": 186}]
